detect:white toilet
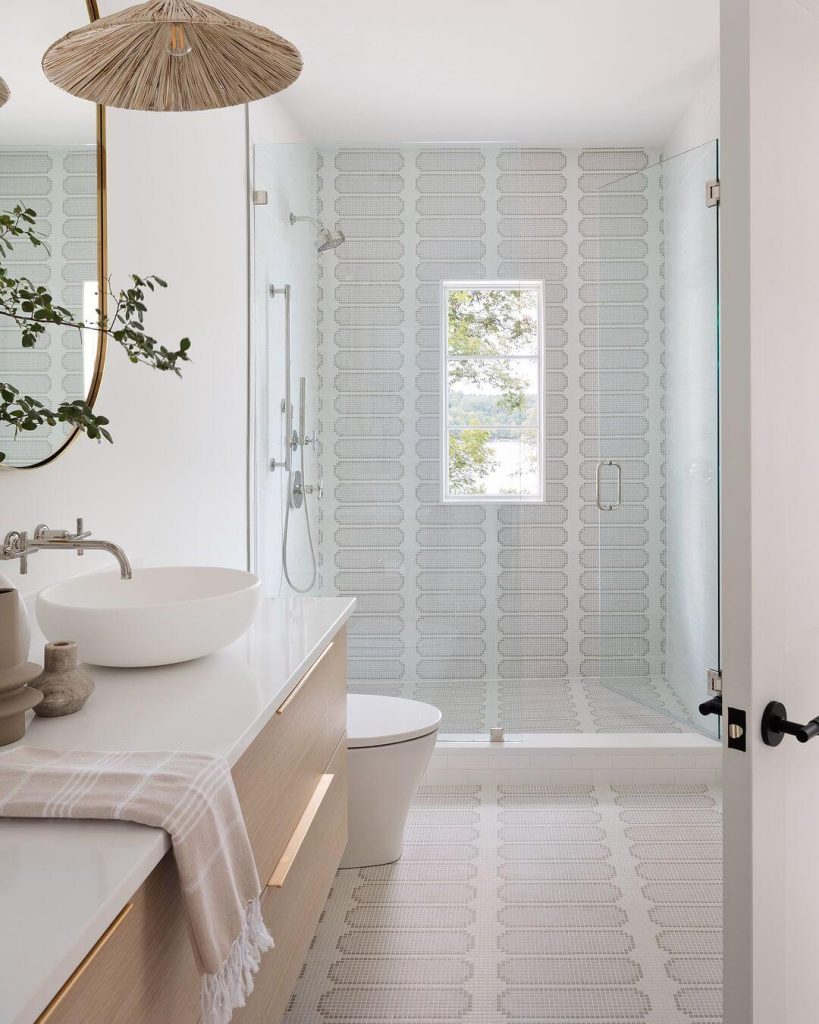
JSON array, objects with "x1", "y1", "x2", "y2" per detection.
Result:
[{"x1": 341, "y1": 694, "x2": 442, "y2": 869}]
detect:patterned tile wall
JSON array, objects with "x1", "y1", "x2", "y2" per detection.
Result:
[
  {"x1": 0, "y1": 147, "x2": 98, "y2": 466},
  {"x1": 316, "y1": 147, "x2": 664, "y2": 711}
]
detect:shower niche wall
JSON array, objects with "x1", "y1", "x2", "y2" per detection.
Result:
[{"x1": 252, "y1": 141, "x2": 719, "y2": 738}]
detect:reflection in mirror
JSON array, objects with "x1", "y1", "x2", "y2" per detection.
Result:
[{"x1": 0, "y1": 0, "x2": 102, "y2": 469}]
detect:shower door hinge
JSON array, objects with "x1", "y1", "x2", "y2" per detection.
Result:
[
  {"x1": 252, "y1": 189, "x2": 269, "y2": 206},
  {"x1": 705, "y1": 179, "x2": 721, "y2": 208},
  {"x1": 707, "y1": 668, "x2": 722, "y2": 695}
]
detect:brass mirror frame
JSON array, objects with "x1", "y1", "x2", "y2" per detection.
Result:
[{"x1": 4, "y1": 0, "x2": 107, "y2": 471}]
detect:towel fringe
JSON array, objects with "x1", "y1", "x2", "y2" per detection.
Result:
[{"x1": 200, "y1": 898, "x2": 274, "y2": 1024}]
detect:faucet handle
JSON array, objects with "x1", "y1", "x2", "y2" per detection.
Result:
[
  {"x1": 304, "y1": 478, "x2": 324, "y2": 500},
  {"x1": 2, "y1": 530, "x2": 34, "y2": 574},
  {"x1": 34, "y1": 520, "x2": 91, "y2": 542}
]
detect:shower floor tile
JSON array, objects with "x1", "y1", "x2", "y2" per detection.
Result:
[
  {"x1": 347, "y1": 678, "x2": 699, "y2": 735},
  {"x1": 284, "y1": 783, "x2": 723, "y2": 1023}
]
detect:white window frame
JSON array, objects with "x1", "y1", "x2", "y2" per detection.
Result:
[{"x1": 440, "y1": 280, "x2": 545, "y2": 504}]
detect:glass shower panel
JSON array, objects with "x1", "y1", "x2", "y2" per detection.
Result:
[
  {"x1": 313, "y1": 143, "x2": 573, "y2": 733},
  {"x1": 594, "y1": 141, "x2": 720, "y2": 735},
  {"x1": 251, "y1": 143, "x2": 321, "y2": 598}
]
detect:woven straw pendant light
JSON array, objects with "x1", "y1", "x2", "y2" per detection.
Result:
[
  {"x1": 0, "y1": 78, "x2": 9, "y2": 109},
  {"x1": 42, "y1": 0, "x2": 303, "y2": 112}
]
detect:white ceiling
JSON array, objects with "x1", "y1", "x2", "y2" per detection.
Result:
[
  {"x1": 237, "y1": 0, "x2": 720, "y2": 146},
  {"x1": 91, "y1": 1, "x2": 719, "y2": 146}
]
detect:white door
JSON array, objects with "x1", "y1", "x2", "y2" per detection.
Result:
[{"x1": 722, "y1": 0, "x2": 819, "y2": 1020}]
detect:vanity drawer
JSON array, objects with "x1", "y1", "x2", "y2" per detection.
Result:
[
  {"x1": 36, "y1": 850, "x2": 200, "y2": 1024},
  {"x1": 232, "y1": 628, "x2": 347, "y2": 884},
  {"x1": 233, "y1": 738, "x2": 348, "y2": 1024},
  {"x1": 37, "y1": 628, "x2": 348, "y2": 1024}
]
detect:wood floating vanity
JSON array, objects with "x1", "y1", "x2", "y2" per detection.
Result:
[{"x1": 0, "y1": 597, "x2": 355, "y2": 1024}]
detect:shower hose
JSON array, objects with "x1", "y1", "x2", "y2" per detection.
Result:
[{"x1": 281, "y1": 441, "x2": 317, "y2": 594}]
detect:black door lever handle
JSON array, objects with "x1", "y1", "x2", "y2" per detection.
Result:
[
  {"x1": 699, "y1": 694, "x2": 723, "y2": 718},
  {"x1": 761, "y1": 701, "x2": 819, "y2": 745}
]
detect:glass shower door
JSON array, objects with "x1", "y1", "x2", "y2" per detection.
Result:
[{"x1": 594, "y1": 141, "x2": 720, "y2": 735}]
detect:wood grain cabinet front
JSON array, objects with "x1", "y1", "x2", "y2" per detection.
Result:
[
  {"x1": 233, "y1": 629, "x2": 347, "y2": 885},
  {"x1": 36, "y1": 628, "x2": 348, "y2": 1024},
  {"x1": 232, "y1": 739, "x2": 348, "y2": 1024},
  {"x1": 35, "y1": 850, "x2": 201, "y2": 1024}
]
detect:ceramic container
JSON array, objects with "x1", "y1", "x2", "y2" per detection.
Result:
[
  {"x1": 0, "y1": 585, "x2": 42, "y2": 744},
  {"x1": 31, "y1": 641, "x2": 94, "y2": 717}
]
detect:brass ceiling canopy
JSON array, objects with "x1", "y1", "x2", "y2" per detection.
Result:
[
  {"x1": 0, "y1": 78, "x2": 9, "y2": 109},
  {"x1": 42, "y1": 0, "x2": 303, "y2": 112}
]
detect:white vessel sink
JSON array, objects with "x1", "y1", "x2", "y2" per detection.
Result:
[{"x1": 36, "y1": 567, "x2": 261, "y2": 668}]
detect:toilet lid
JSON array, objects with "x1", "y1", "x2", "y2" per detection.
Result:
[{"x1": 347, "y1": 694, "x2": 442, "y2": 749}]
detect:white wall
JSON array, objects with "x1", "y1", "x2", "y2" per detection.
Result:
[
  {"x1": 2, "y1": 107, "x2": 250, "y2": 596},
  {"x1": 664, "y1": 60, "x2": 720, "y2": 157}
]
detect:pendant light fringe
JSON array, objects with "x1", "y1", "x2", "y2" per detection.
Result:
[{"x1": 42, "y1": 0, "x2": 303, "y2": 112}]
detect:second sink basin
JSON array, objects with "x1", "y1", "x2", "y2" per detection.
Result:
[{"x1": 36, "y1": 566, "x2": 261, "y2": 668}]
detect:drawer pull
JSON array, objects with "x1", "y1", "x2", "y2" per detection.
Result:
[
  {"x1": 276, "y1": 642, "x2": 334, "y2": 715},
  {"x1": 36, "y1": 902, "x2": 135, "y2": 1023},
  {"x1": 267, "y1": 774, "x2": 334, "y2": 888}
]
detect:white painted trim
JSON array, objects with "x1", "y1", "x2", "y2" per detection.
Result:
[{"x1": 440, "y1": 279, "x2": 546, "y2": 503}]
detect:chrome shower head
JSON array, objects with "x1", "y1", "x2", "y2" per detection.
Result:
[
  {"x1": 315, "y1": 224, "x2": 345, "y2": 253},
  {"x1": 289, "y1": 212, "x2": 345, "y2": 253}
]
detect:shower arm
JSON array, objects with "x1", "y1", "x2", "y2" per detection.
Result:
[{"x1": 289, "y1": 213, "x2": 322, "y2": 231}]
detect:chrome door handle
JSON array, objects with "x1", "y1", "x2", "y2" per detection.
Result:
[{"x1": 595, "y1": 460, "x2": 622, "y2": 512}]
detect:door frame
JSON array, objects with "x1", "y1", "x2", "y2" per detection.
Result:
[{"x1": 722, "y1": 0, "x2": 819, "y2": 1020}]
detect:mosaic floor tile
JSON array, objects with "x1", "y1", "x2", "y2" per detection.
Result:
[{"x1": 284, "y1": 784, "x2": 722, "y2": 1023}]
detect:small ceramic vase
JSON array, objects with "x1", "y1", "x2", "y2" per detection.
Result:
[
  {"x1": 0, "y1": 586, "x2": 42, "y2": 745},
  {"x1": 31, "y1": 641, "x2": 95, "y2": 717}
]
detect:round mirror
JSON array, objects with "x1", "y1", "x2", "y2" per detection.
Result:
[{"x1": 0, "y1": 1, "x2": 105, "y2": 469}]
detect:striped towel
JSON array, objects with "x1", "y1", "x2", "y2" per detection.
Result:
[{"x1": 0, "y1": 748, "x2": 273, "y2": 1024}]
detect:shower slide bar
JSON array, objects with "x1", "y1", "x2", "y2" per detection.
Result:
[{"x1": 269, "y1": 283, "x2": 320, "y2": 593}]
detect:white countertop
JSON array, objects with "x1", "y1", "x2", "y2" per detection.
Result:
[{"x1": 0, "y1": 595, "x2": 355, "y2": 1024}]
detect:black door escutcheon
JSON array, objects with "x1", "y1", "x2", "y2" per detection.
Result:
[{"x1": 761, "y1": 701, "x2": 819, "y2": 746}]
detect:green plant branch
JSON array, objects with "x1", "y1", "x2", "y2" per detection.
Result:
[{"x1": 0, "y1": 204, "x2": 192, "y2": 464}]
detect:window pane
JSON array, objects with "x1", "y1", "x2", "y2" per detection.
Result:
[
  {"x1": 447, "y1": 287, "x2": 539, "y2": 357},
  {"x1": 448, "y1": 428, "x2": 539, "y2": 498},
  {"x1": 448, "y1": 357, "x2": 539, "y2": 428}
]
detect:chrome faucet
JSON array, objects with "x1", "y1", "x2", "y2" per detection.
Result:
[{"x1": 1, "y1": 519, "x2": 133, "y2": 579}]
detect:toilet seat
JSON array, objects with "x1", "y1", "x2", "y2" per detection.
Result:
[{"x1": 347, "y1": 694, "x2": 442, "y2": 749}]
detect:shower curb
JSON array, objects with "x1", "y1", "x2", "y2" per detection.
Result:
[{"x1": 425, "y1": 733, "x2": 722, "y2": 785}]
